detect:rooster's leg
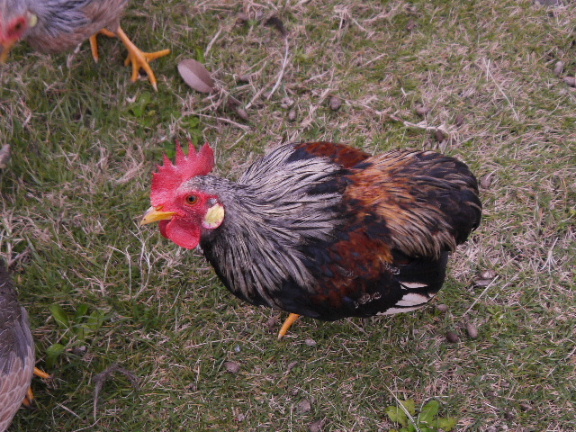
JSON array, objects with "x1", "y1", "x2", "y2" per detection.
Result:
[
  {"x1": 22, "y1": 367, "x2": 52, "y2": 407},
  {"x1": 278, "y1": 313, "x2": 301, "y2": 340},
  {"x1": 89, "y1": 29, "x2": 117, "y2": 63},
  {"x1": 113, "y1": 27, "x2": 171, "y2": 91}
]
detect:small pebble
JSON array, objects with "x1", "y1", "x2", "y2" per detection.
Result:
[
  {"x1": 288, "y1": 109, "x2": 297, "y2": 122},
  {"x1": 434, "y1": 129, "x2": 447, "y2": 143},
  {"x1": 235, "y1": 107, "x2": 249, "y2": 121},
  {"x1": 309, "y1": 419, "x2": 326, "y2": 432},
  {"x1": 224, "y1": 361, "x2": 241, "y2": 374},
  {"x1": 554, "y1": 60, "x2": 565, "y2": 76},
  {"x1": 474, "y1": 278, "x2": 492, "y2": 287},
  {"x1": 480, "y1": 269, "x2": 497, "y2": 280},
  {"x1": 415, "y1": 104, "x2": 430, "y2": 117},
  {"x1": 281, "y1": 97, "x2": 295, "y2": 109},
  {"x1": 266, "y1": 316, "x2": 279, "y2": 329},
  {"x1": 563, "y1": 76, "x2": 576, "y2": 87},
  {"x1": 329, "y1": 96, "x2": 342, "y2": 111},
  {"x1": 480, "y1": 172, "x2": 494, "y2": 189},
  {"x1": 286, "y1": 361, "x2": 298, "y2": 373},
  {"x1": 304, "y1": 338, "x2": 317, "y2": 346},
  {"x1": 455, "y1": 114, "x2": 465, "y2": 127},
  {"x1": 466, "y1": 322, "x2": 479, "y2": 339},
  {"x1": 446, "y1": 331, "x2": 460, "y2": 343},
  {"x1": 436, "y1": 303, "x2": 449, "y2": 313},
  {"x1": 298, "y1": 399, "x2": 312, "y2": 414}
]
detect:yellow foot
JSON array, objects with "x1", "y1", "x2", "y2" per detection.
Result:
[
  {"x1": 89, "y1": 29, "x2": 117, "y2": 62},
  {"x1": 89, "y1": 34, "x2": 100, "y2": 62},
  {"x1": 115, "y1": 27, "x2": 170, "y2": 91},
  {"x1": 278, "y1": 313, "x2": 301, "y2": 340},
  {"x1": 34, "y1": 367, "x2": 51, "y2": 379},
  {"x1": 88, "y1": 27, "x2": 170, "y2": 90},
  {"x1": 23, "y1": 367, "x2": 52, "y2": 407}
]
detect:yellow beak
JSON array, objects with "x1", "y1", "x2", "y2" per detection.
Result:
[{"x1": 140, "y1": 206, "x2": 177, "y2": 225}]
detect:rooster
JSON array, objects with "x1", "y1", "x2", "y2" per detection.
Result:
[
  {"x1": 0, "y1": 0, "x2": 170, "y2": 90},
  {"x1": 141, "y1": 141, "x2": 482, "y2": 338}
]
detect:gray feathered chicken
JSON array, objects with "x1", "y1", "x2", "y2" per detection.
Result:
[
  {"x1": 142, "y1": 142, "x2": 482, "y2": 338},
  {"x1": 0, "y1": 0, "x2": 170, "y2": 90},
  {"x1": 0, "y1": 260, "x2": 34, "y2": 432}
]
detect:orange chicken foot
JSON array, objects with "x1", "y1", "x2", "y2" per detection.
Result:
[
  {"x1": 278, "y1": 313, "x2": 301, "y2": 340},
  {"x1": 22, "y1": 367, "x2": 52, "y2": 407},
  {"x1": 89, "y1": 27, "x2": 170, "y2": 91}
]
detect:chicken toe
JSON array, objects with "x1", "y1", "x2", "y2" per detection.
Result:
[
  {"x1": 115, "y1": 27, "x2": 170, "y2": 91},
  {"x1": 278, "y1": 313, "x2": 301, "y2": 340}
]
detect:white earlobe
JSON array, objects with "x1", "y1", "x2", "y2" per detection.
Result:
[{"x1": 202, "y1": 204, "x2": 225, "y2": 229}]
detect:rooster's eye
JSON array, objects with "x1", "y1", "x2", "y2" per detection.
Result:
[{"x1": 185, "y1": 195, "x2": 199, "y2": 205}]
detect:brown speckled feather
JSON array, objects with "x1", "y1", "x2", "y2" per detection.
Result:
[{"x1": 0, "y1": 261, "x2": 34, "y2": 432}]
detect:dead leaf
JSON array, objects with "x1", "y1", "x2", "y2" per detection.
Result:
[{"x1": 178, "y1": 59, "x2": 215, "y2": 93}]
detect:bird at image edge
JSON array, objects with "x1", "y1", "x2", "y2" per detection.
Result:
[
  {"x1": 0, "y1": 261, "x2": 34, "y2": 432},
  {"x1": 0, "y1": 0, "x2": 170, "y2": 90},
  {"x1": 141, "y1": 141, "x2": 482, "y2": 338}
]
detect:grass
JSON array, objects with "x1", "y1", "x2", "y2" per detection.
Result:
[{"x1": 1, "y1": 0, "x2": 575, "y2": 430}]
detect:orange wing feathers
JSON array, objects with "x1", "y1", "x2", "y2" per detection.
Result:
[
  {"x1": 293, "y1": 142, "x2": 371, "y2": 168},
  {"x1": 346, "y1": 150, "x2": 481, "y2": 259}
]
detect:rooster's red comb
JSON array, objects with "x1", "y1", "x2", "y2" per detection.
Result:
[{"x1": 151, "y1": 142, "x2": 215, "y2": 205}]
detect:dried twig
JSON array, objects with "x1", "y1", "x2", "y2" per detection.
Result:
[
  {"x1": 205, "y1": 27, "x2": 223, "y2": 56},
  {"x1": 481, "y1": 58, "x2": 520, "y2": 121},
  {"x1": 192, "y1": 112, "x2": 252, "y2": 131},
  {"x1": 389, "y1": 114, "x2": 449, "y2": 134},
  {"x1": 93, "y1": 363, "x2": 140, "y2": 420},
  {"x1": 266, "y1": 38, "x2": 290, "y2": 101}
]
